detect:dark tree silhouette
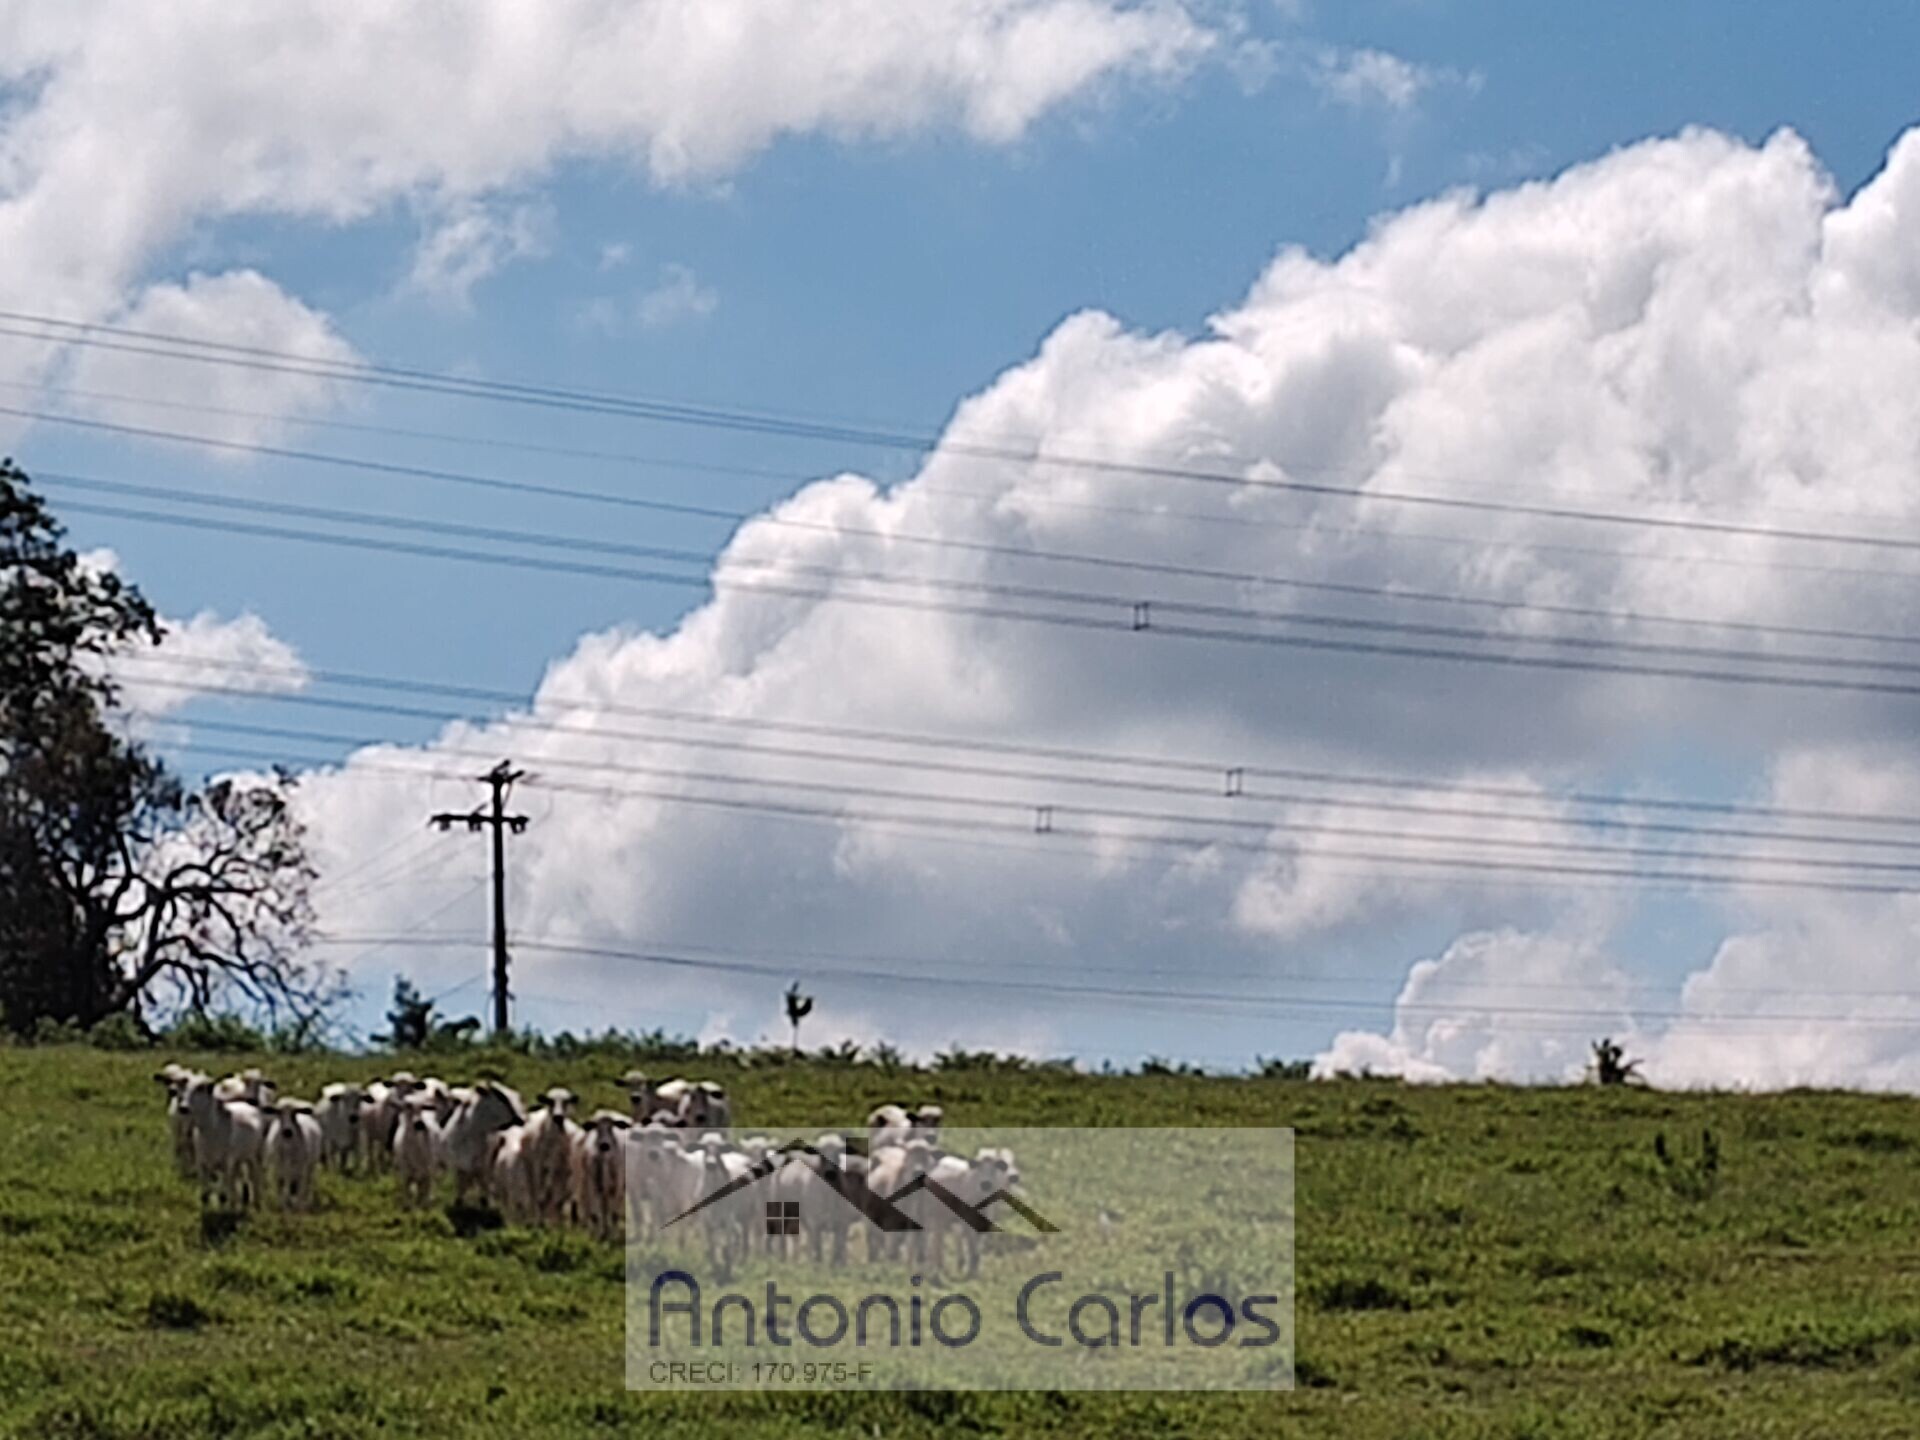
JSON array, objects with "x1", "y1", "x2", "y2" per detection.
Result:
[
  {"x1": 0, "y1": 461, "x2": 330, "y2": 1031},
  {"x1": 784, "y1": 980, "x2": 814, "y2": 1053},
  {"x1": 1590, "y1": 1036, "x2": 1644, "y2": 1087},
  {"x1": 385, "y1": 977, "x2": 436, "y2": 1049}
]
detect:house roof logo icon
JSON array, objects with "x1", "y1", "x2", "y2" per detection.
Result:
[{"x1": 662, "y1": 1139, "x2": 1057, "y2": 1235}]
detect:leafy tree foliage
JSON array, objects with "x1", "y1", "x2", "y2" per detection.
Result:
[{"x1": 0, "y1": 460, "x2": 331, "y2": 1031}]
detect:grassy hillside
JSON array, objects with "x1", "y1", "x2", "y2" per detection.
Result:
[{"x1": 5, "y1": 1045, "x2": 1920, "y2": 1438}]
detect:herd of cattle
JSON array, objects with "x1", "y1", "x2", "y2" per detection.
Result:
[{"x1": 152, "y1": 1064, "x2": 1020, "y2": 1273}]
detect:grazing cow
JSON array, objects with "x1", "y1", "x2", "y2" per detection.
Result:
[
  {"x1": 695, "y1": 1134, "x2": 756, "y2": 1275},
  {"x1": 418, "y1": 1077, "x2": 458, "y2": 1123},
  {"x1": 520, "y1": 1088, "x2": 583, "y2": 1226},
  {"x1": 392, "y1": 1097, "x2": 443, "y2": 1210},
  {"x1": 364, "y1": 1072, "x2": 423, "y2": 1172},
  {"x1": 868, "y1": 1103, "x2": 943, "y2": 1154},
  {"x1": 489, "y1": 1125, "x2": 535, "y2": 1223},
  {"x1": 684, "y1": 1081, "x2": 732, "y2": 1130},
  {"x1": 266, "y1": 1100, "x2": 324, "y2": 1212},
  {"x1": 629, "y1": 1125, "x2": 705, "y2": 1242},
  {"x1": 921, "y1": 1147, "x2": 1019, "y2": 1276},
  {"x1": 774, "y1": 1133, "x2": 856, "y2": 1265},
  {"x1": 182, "y1": 1074, "x2": 268, "y2": 1209},
  {"x1": 649, "y1": 1078, "x2": 732, "y2": 1131},
  {"x1": 575, "y1": 1111, "x2": 632, "y2": 1241},
  {"x1": 865, "y1": 1138, "x2": 936, "y2": 1264},
  {"x1": 314, "y1": 1084, "x2": 367, "y2": 1172},
  {"x1": 154, "y1": 1064, "x2": 204, "y2": 1176},
  {"x1": 214, "y1": 1068, "x2": 276, "y2": 1107},
  {"x1": 442, "y1": 1081, "x2": 527, "y2": 1207},
  {"x1": 617, "y1": 1070, "x2": 658, "y2": 1123}
]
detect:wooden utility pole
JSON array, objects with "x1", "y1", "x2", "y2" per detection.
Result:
[{"x1": 431, "y1": 761, "x2": 528, "y2": 1037}]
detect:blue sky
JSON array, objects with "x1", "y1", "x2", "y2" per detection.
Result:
[
  {"x1": 38, "y1": 2, "x2": 1920, "y2": 709},
  {"x1": 10, "y1": 3, "x2": 1920, "y2": 1076}
]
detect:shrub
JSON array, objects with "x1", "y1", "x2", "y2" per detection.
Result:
[
  {"x1": 165, "y1": 1012, "x2": 269, "y2": 1052},
  {"x1": 87, "y1": 1013, "x2": 152, "y2": 1051},
  {"x1": 29, "y1": 1016, "x2": 82, "y2": 1047}
]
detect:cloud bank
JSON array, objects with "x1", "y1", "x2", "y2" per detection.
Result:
[{"x1": 287, "y1": 124, "x2": 1920, "y2": 1084}]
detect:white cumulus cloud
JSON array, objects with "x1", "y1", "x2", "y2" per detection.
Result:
[{"x1": 288, "y1": 124, "x2": 1920, "y2": 1078}]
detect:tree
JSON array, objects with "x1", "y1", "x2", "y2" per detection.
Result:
[
  {"x1": 1589, "y1": 1036, "x2": 1644, "y2": 1087},
  {"x1": 0, "y1": 460, "x2": 331, "y2": 1031},
  {"x1": 784, "y1": 980, "x2": 814, "y2": 1054},
  {"x1": 385, "y1": 976, "x2": 436, "y2": 1049}
]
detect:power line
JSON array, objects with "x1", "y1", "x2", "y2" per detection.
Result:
[
  {"x1": 122, "y1": 693, "x2": 1920, "y2": 854},
  {"x1": 164, "y1": 736, "x2": 1920, "y2": 896},
  {"x1": 110, "y1": 648, "x2": 1920, "y2": 831},
  {"x1": 19, "y1": 378, "x2": 1920, "y2": 588},
  {"x1": 50, "y1": 495, "x2": 1920, "y2": 700},
  {"x1": 35, "y1": 465, "x2": 1920, "y2": 653},
  {"x1": 0, "y1": 309, "x2": 1881, "y2": 523},
  {"x1": 9, "y1": 315, "x2": 1920, "y2": 547},
  {"x1": 133, "y1": 711, "x2": 1920, "y2": 875}
]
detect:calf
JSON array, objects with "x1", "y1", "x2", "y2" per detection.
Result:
[
  {"x1": 774, "y1": 1133, "x2": 856, "y2": 1265},
  {"x1": 865, "y1": 1137, "x2": 935, "y2": 1265},
  {"x1": 521, "y1": 1088, "x2": 583, "y2": 1226},
  {"x1": 154, "y1": 1064, "x2": 205, "y2": 1176},
  {"x1": 628, "y1": 1124, "x2": 705, "y2": 1242},
  {"x1": 576, "y1": 1111, "x2": 631, "y2": 1241},
  {"x1": 314, "y1": 1084, "x2": 366, "y2": 1172},
  {"x1": 392, "y1": 1097, "x2": 443, "y2": 1210},
  {"x1": 266, "y1": 1100, "x2": 324, "y2": 1212},
  {"x1": 922, "y1": 1147, "x2": 1019, "y2": 1276}
]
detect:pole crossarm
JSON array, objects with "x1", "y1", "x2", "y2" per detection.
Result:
[{"x1": 427, "y1": 760, "x2": 529, "y2": 1035}]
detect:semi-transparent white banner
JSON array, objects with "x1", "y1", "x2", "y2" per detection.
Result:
[{"x1": 623, "y1": 1126, "x2": 1294, "y2": 1391}]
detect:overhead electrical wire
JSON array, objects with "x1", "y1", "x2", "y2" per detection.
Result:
[
  {"x1": 33, "y1": 465, "x2": 1920, "y2": 654},
  {"x1": 127, "y1": 711, "x2": 1920, "y2": 875},
  {"x1": 116, "y1": 684, "x2": 1920, "y2": 854},
  {"x1": 17, "y1": 379, "x2": 1920, "y2": 588},
  {"x1": 163, "y1": 736, "x2": 1920, "y2": 897},
  {"x1": 107, "y1": 648, "x2": 1920, "y2": 831},
  {"x1": 44, "y1": 493, "x2": 1920, "y2": 700},
  {"x1": 7, "y1": 312, "x2": 1920, "y2": 547}
]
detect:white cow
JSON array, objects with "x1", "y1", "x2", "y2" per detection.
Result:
[
  {"x1": 183, "y1": 1075, "x2": 268, "y2": 1209},
  {"x1": 154, "y1": 1064, "x2": 205, "y2": 1176},
  {"x1": 921, "y1": 1147, "x2": 1019, "y2": 1276},
  {"x1": 575, "y1": 1111, "x2": 631, "y2": 1241},
  {"x1": 266, "y1": 1100, "x2": 324, "y2": 1212},
  {"x1": 651, "y1": 1078, "x2": 732, "y2": 1131},
  {"x1": 617, "y1": 1070, "x2": 659, "y2": 1123},
  {"x1": 865, "y1": 1137, "x2": 935, "y2": 1264},
  {"x1": 696, "y1": 1134, "x2": 757, "y2": 1275},
  {"x1": 214, "y1": 1068, "x2": 276, "y2": 1107},
  {"x1": 489, "y1": 1125, "x2": 535, "y2": 1223},
  {"x1": 629, "y1": 1125, "x2": 705, "y2": 1242},
  {"x1": 773, "y1": 1133, "x2": 857, "y2": 1265},
  {"x1": 418, "y1": 1077, "x2": 458, "y2": 1123},
  {"x1": 520, "y1": 1088, "x2": 583, "y2": 1225},
  {"x1": 392, "y1": 1097, "x2": 443, "y2": 1210},
  {"x1": 363, "y1": 1072, "x2": 423, "y2": 1172},
  {"x1": 868, "y1": 1103, "x2": 943, "y2": 1153},
  {"x1": 314, "y1": 1084, "x2": 367, "y2": 1172},
  {"x1": 442, "y1": 1081, "x2": 526, "y2": 1206}
]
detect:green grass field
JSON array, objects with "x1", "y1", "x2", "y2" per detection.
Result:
[{"x1": 5, "y1": 1044, "x2": 1920, "y2": 1438}]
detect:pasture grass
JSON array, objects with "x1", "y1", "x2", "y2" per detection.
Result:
[{"x1": 4, "y1": 1046, "x2": 1920, "y2": 1436}]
